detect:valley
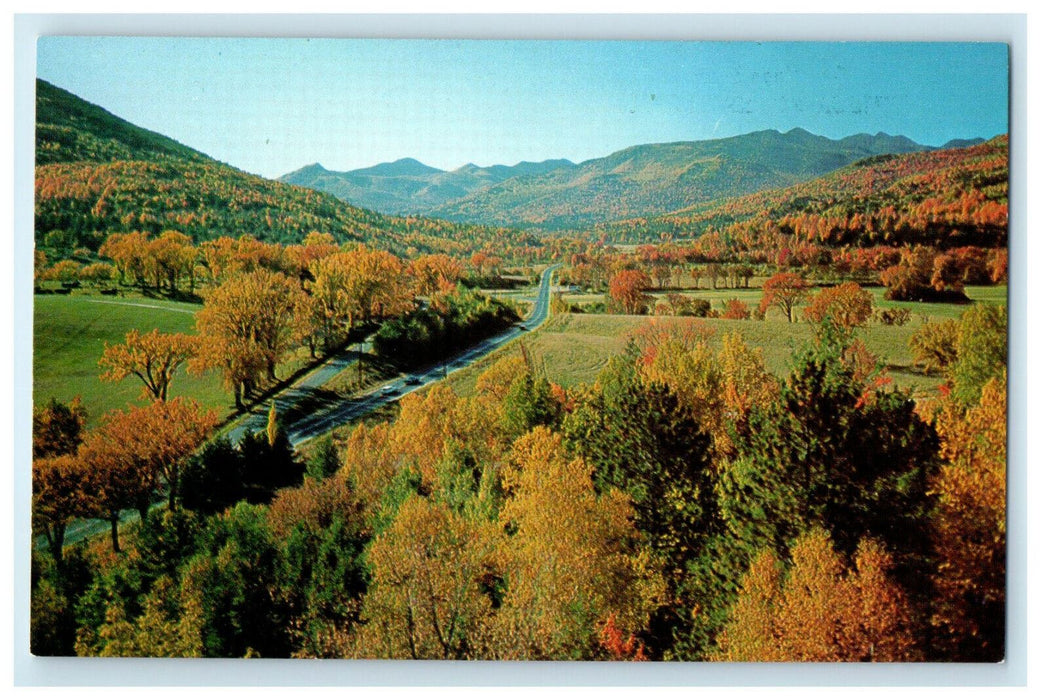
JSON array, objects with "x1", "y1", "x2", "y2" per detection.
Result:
[{"x1": 28, "y1": 57, "x2": 1010, "y2": 666}]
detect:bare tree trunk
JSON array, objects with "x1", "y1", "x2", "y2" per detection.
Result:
[
  {"x1": 137, "y1": 497, "x2": 151, "y2": 525},
  {"x1": 48, "y1": 523, "x2": 66, "y2": 564},
  {"x1": 110, "y1": 512, "x2": 121, "y2": 552}
]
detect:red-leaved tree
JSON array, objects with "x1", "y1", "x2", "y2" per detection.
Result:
[{"x1": 758, "y1": 272, "x2": 811, "y2": 323}]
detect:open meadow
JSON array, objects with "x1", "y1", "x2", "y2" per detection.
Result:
[
  {"x1": 33, "y1": 292, "x2": 316, "y2": 427},
  {"x1": 447, "y1": 284, "x2": 1007, "y2": 401}
]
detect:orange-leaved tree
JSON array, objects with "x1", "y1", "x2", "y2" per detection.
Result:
[
  {"x1": 801, "y1": 281, "x2": 874, "y2": 333},
  {"x1": 32, "y1": 453, "x2": 94, "y2": 563},
  {"x1": 146, "y1": 230, "x2": 196, "y2": 293},
  {"x1": 339, "y1": 246, "x2": 413, "y2": 324},
  {"x1": 99, "y1": 230, "x2": 151, "y2": 287},
  {"x1": 929, "y1": 374, "x2": 1007, "y2": 661},
  {"x1": 608, "y1": 269, "x2": 652, "y2": 315},
  {"x1": 306, "y1": 247, "x2": 413, "y2": 351},
  {"x1": 99, "y1": 329, "x2": 197, "y2": 401},
  {"x1": 408, "y1": 254, "x2": 465, "y2": 296},
  {"x1": 758, "y1": 272, "x2": 811, "y2": 323},
  {"x1": 32, "y1": 397, "x2": 87, "y2": 459},
  {"x1": 84, "y1": 398, "x2": 218, "y2": 523},
  {"x1": 285, "y1": 231, "x2": 339, "y2": 277},
  {"x1": 193, "y1": 268, "x2": 306, "y2": 407},
  {"x1": 722, "y1": 298, "x2": 750, "y2": 320},
  {"x1": 717, "y1": 529, "x2": 920, "y2": 662}
]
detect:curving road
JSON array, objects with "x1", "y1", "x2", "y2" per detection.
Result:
[{"x1": 42, "y1": 265, "x2": 560, "y2": 551}]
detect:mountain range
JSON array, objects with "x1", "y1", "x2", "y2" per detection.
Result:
[
  {"x1": 34, "y1": 78, "x2": 998, "y2": 258},
  {"x1": 279, "y1": 157, "x2": 575, "y2": 219},
  {"x1": 280, "y1": 129, "x2": 984, "y2": 230},
  {"x1": 33, "y1": 79, "x2": 540, "y2": 259}
]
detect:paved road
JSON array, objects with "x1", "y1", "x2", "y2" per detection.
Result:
[
  {"x1": 44, "y1": 265, "x2": 559, "y2": 549},
  {"x1": 280, "y1": 263, "x2": 560, "y2": 446},
  {"x1": 224, "y1": 339, "x2": 373, "y2": 446}
]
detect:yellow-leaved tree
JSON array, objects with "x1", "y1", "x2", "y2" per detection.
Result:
[
  {"x1": 99, "y1": 328, "x2": 197, "y2": 401},
  {"x1": 352, "y1": 495, "x2": 500, "y2": 659},
  {"x1": 490, "y1": 427, "x2": 664, "y2": 660},
  {"x1": 929, "y1": 373, "x2": 1007, "y2": 661},
  {"x1": 717, "y1": 529, "x2": 920, "y2": 662},
  {"x1": 192, "y1": 268, "x2": 305, "y2": 407}
]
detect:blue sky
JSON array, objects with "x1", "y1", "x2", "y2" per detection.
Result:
[{"x1": 37, "y1": 38, "x2": 1009, "y2": 179}]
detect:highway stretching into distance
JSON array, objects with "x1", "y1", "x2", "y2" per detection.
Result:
[
  {"x1": 48, "y1": 264, "x2": 560, "y2": 548},
  {"x1": 286, "y1": 262, "x2": 559, "y2": 446}
]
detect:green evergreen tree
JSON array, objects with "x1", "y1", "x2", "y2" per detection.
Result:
[
  {"x1": 305, "y1": 434, "x2": 341, "y2": 481},
  {"x1": 501, "y1": 372, "x2": 561, "y2": 441},
  {"x1": 704, "y1": 341, "x2": 939, "y2": 659},
  {"x1": 562, "y1": 351, "x2": 718, "y2": 658}
]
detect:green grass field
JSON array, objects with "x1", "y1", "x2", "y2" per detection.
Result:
[
  {"x1": 34, "y1": 294, "x2": 223, "y2": 427},
  {"x1": 447, "y1": 285, "x2": 1008, "y2": 401},
  {"x1": 35, "y1": 284, "x2": 1007, "y2": 427},
  {"x1": 33, "y1": 293, "x2": 314, "y2": 428}
]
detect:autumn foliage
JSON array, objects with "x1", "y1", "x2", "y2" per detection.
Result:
[
  {"x1": 99, "y1": 329, "x2": 197, "y2": 401},
  {"x1": 31, "y1": 77, "x2": 1011, "y2": 663},
  {"x1": 758, "y1": 272, "x2": 811, "y2": 322},
  {"x1": 192, "y1": 268, "x2": 306, "y2": 407},
  {"x1": 929, "y1": 375, "x2": 1007, "y2": 661},
  {"x1": 608, "y1": 269, "x2": 652, "y2": 315},
  {"x1": 717, "y1": 529, "x2": 920, "y2": 661},
  {"x1": 83, "y1": 398, "x2": 218, "y2": 513},
  {"x1": 802, "y1": 282, "x2": 874, "y2": 331}
]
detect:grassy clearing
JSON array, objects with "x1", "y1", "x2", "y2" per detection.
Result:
[
  {"x1": 446, "y1": 283, "x2": 1008, "y2": 402},
  {"x1": 565, "y1": 284, "x2": 1005, "y2": 319},
  {"x1": 874, "y1": 285, "x2": 1007, "y2": 320},
  {"x1": 34, "y1": 293, "x2": 217, "y2": 426},
  {"x1": 33, "y1": 292, "x2": 313, "y2": 428}
]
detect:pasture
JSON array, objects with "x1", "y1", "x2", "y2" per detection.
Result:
[
  {"x1": 33, "y1": 293, "x2": 313, "y2": 427},
  {"x1": 447, "y1": 284, "x2": 1008, "y2": 401}
]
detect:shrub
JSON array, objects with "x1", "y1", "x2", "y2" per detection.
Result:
[
  {"x1": 909, "y1": 319, "x2": 960, "y2": 374},
  {"x1": 878, "y1": 308, "x2": 911, "y2": 326},
  {"x1": 722, "y1": 299, "x2": 750, "y2": 320}
]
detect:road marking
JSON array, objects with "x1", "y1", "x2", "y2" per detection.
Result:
[{"x1": 79, "y1": 298, "x2": 197, "y2": 314}]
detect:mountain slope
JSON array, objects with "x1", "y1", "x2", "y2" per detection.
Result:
[
  {"x1": 596, "y1": 136, "x2": 1008, "y2": 248},
  {"x1": 33, "y1": 79, "x2": 540, "y2": 258},
  {"x1": 428, "y1": 129, "x2": 935, "y2": 229},
  {"x1": 35, "y1": 80, "x2": 211, "y2": 165},
  {"x1": 282, "y1": 128, "x2": 944, "y2": 230},
  {"x1": 279, "y1": 157, "x2": 574, "y2": 216}
]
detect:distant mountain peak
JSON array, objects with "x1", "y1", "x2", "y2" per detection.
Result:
[
  {"x1": 941, "y1": 137, "x2": 987, "y2": 149},
  {"x1": 353, "y1": 157, "x2": 443, "y2": 177},
  {"x1": 287, "y1": 162, "x2": 328, "y2": 176}
]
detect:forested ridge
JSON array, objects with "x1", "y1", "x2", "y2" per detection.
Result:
[
  {"x1": 34, "y1": 79, "x2": 552, "y2": 260},
  {"x1": 600, "y1": 136, "x2": 1008, "y2": 248}
]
